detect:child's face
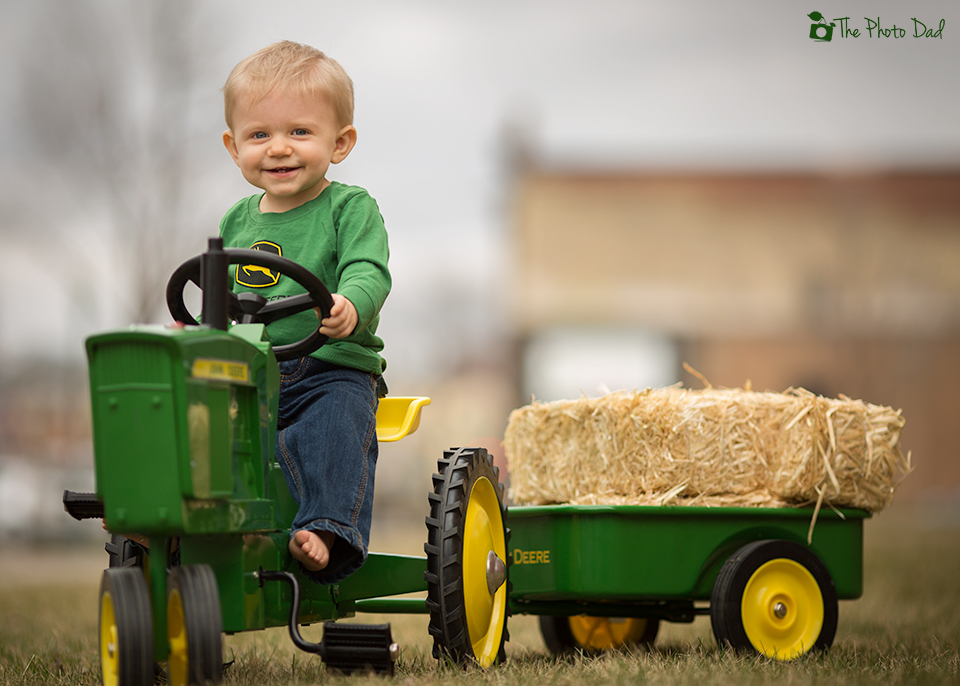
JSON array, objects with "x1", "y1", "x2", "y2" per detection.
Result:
[{"x1": 223, "y1": 88, "x2": 356, "y2": 213}]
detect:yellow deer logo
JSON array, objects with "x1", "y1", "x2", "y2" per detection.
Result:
[{"x1": 236, "y1": 241, "x2": 282, "y2": 288}]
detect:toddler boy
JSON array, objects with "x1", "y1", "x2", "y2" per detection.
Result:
[{"x1": 220, "y1": 41, "x2": 390, "y2": 583}]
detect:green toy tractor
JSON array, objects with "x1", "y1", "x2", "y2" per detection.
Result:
[{"x1": 64, "y1": 239, "x2": 509, "y2": 684}]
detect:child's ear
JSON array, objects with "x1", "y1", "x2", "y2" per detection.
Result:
[
  {"x1": 223, "y1": 129, "x2": 241, "y2": 165},
  {"x1": 331, "y1": 125, "x2": 358, "y2": 164}
]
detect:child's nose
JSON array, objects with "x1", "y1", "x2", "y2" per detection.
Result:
[{"x1": 268, "y1": 139, "x2": 293, "y2": 156}]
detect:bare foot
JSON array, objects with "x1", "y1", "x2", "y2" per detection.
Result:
[{"x1": 289, "y1": 529, "x2": 335, "y2": 572}]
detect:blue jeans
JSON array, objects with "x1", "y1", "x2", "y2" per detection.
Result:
[{"x1": 275, "y1": 357, "x2": 380, "y2": 584}]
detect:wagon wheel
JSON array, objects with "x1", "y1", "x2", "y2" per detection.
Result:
[
  {"x1": 711, "y1": 539, "x2": 837, "y2": 660},
  {"x1": 99, "y1": 567, "x2": 153, "y2": 686},
  {"x1": 166, "y1": 565, "x2": 223, "y2": 686},
  {"x1": 425, "y1": 447, "x2": 509, "y2": 668},
  {"x1": 539, "y1": 615, "x2": 659, "y2": 655}
]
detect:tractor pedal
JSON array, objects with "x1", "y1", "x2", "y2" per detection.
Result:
[
  {"x1": 62, "y1": 490, "x2": 105, "y2": 521},
  {"x1": 320, "y1": 622, "x2": 399, "y2": 676}
]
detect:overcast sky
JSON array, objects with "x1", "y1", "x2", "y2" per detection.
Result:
[{"x1": 1, "y1": 0, "x2": 957, "y2": 378}]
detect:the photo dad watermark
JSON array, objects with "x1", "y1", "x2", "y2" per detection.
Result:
[{"x1": 808, "y1": 11, "x2": 945, "y2": 41}]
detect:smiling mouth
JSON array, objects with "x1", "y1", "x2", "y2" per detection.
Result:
[{"x1": 267, "y1": 167, "x2": 299, "y2": 174}]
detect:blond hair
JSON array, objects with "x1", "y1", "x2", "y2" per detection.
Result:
[{"x1": 223, "y1": 41, "x2": 354, "y2": 129}]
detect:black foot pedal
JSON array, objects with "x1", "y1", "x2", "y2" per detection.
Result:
[
  {"x1": 257, "y1": 569, "x2": 400, "y2": 675},
  {"x1": 321, "y1": 622, "x2": 398, "y2": 675},
  {"x1": 63, "y1": 490, "x2": 104, "y2": 520}
]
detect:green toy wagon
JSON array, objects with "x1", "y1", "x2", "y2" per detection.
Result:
[
  {"x1": 506, "y1": 503, "x2": 865, "y2": 659},
  {"x1": 502, "y1": 378, "x2": 905, "y2": 661},
  {"x1": 65, "y1": 240, "x2": 870, "y2": 685}
]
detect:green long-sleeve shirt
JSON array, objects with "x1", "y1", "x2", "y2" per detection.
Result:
[{"x1": 219, "y1": 182, "x2": 390, "y2": 374}]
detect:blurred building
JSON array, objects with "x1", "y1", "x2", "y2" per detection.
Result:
[{"x1": 509, "y1": 167, "x2": 960, "y2": 501}]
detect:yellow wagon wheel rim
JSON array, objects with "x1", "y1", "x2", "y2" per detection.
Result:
[
  {"x1": 100, "y1": 591, "x2": 120, "y2": 686},
  {"x1": 741, "y1": 558, "x2": 824, "y2": 660},
  {"x1": 462, "y1": 475, "x2": 508, "y2": 668},
  {"x1": 167, "y1": 588, "x2": 189, "y2": 686},
  {"x1": 568, "y1": 616, "x2": 650, "y2": 651}
]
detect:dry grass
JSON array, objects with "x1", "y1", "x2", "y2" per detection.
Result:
[{"x1": 2, "y1": 507, "x2": 957, "y2": 686}]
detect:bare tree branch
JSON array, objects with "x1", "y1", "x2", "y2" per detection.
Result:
[{"x1": 13, "y1": 0, "x2": 217, "y2": 323}]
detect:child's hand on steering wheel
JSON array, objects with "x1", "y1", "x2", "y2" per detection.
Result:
[{"x1": 316, "y1": 294, "x2": 358, "y2": 339}]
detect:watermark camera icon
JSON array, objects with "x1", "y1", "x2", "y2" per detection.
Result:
[{"x1": 808, "y1": 11, "x2": 836, "y2": 41}]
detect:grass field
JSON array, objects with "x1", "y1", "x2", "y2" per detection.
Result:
[{"x1": 1, "y1": 506, "x2": 958, "y2": 686}]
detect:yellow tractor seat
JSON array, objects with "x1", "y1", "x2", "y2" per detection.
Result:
[{"x1": 375, "y1": 396, "x2": 431, "y2": 442}]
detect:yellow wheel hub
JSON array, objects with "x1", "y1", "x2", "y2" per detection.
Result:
[
  {"x1": 462, "y1": 476, "x2": 507, "y2": 667},
  {"x1": 741, "y1": 558, "x2": 824, "y2": 660},
  {"x1": 100, "y1": 592, "x2": 120, "y2": 686},
  {"x1": 167, "y1": 588, "x2": 189, "y2": 686},
  {"x1": 568, "y1": 616, "x2": 650, "y2": 651}
]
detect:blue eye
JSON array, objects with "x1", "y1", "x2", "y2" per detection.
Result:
[
  {"x1": 293, "y1": 128, "x2": 309, "y2": 136},
  {"x1": 252, "y1": 132, "x2": 268, "y2": 139}
]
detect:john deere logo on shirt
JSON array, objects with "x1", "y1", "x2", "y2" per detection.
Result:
[{"x1": 237, "y1": 241, "x2": 282, "y2": 288}]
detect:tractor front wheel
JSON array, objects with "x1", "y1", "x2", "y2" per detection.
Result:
[
  {"x1": 99, "y1": 567, "x2": 153, "y2": 686},
  {"x1": 166, "y1": 565, "x2": 223, "y2": 686}
]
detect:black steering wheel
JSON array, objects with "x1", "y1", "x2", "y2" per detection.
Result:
[{"x1": 166, "y1": 248, "x2": 334, "y2": 361}]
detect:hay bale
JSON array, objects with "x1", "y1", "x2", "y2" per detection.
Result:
[{"x1": 504, "y1": 386, "x2": 910, "y2": 512}]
